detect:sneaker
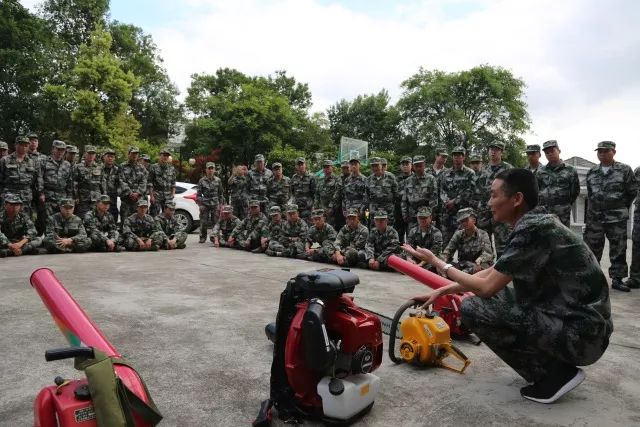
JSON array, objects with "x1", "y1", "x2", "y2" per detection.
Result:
[
  {"x1": 624, "y1": 278, "x2": 640, "y2": 289},
  {"x1": 520, "y1": 367, "x2": 585, "y2": 404},
  {"x1": 251, "y1": 247, "x2": 265, "y2": 254},
  {"x1": 612, "y1": 278, "x2": 630, "y2": 292},
  {"x1": 198, "y1": 236, "x2": 206, "y2": 244}
]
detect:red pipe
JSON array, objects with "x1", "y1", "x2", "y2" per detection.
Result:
[{"x1": 388, "y1": 255, "x2": 455, "y2": 290}]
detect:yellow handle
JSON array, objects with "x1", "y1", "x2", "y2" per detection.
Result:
[{"x1": 438, "y1": 343, "x2": 471, "y2": 374}]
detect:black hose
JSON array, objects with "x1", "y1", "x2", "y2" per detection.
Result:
[{"x1": 388, "y1": 299, "x2": 421, "y2": 364}]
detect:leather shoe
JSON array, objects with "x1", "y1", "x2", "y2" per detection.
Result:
[{"x1": 612, "y1": 278, "x2": 630, "y2": 292}]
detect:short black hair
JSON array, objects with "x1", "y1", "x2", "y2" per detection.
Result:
[{"x1": 494, "y1": 168, "x2": 538, "y2": 210}]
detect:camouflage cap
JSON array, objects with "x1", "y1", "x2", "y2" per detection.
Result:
[
  {"x1": 469, "y1": 153, "x2": 482, "y2": 162},
  {"x1": 137, "y1": 199, "x2": 149, "y2": 207},
  {"x1": 103, "y1": 147, "x2": 116, "y2": 155},
  {"x1": 248, "y1": 200, "x2": 260, "y2": 208},
  {"x1": 526, "y1": 144, "x2": 541, "y2": 153},
  {"x1": 286, "y1": 204, "x2": 299, "y2": 213},
  {"x1": 348, "y1": 156, "x2": 360, "y2": 163},
  {"x1": 27, "y1": 132, "x2": 38, "y2": 139},
  {"x1": 272, "y1": 162, "x2": 282, "y2": 169},
  {"x1": 596, "y1": 141, "x2": 616, "y2": 150},
  {"x1": 380, "y1": 158, "x2": 388, "y2": 165},
  {"x1": 488, "y1": 141, "x2": 505, "y2": 150},
  {"x1": 400, "y1": 156, "x2": 412, "y2": 164},
  {"x1": 16, "y1": 136, "x2": 29, "y2": 145},
  {"x1": 85, "y1": 145, "x2": 97, "y2": 153},
  {"x1": 128, "y1": 146, "x2": 140, "y2": 154},
  {"x1": 311, "y1": 208, "x2": 325, "y2": 218},
  {"x1": 0, "y1": 141, "x2": 8, "y2": 150},
  {"x1": 373, "y1": 210, "x2": 388, "y2": 220},
  {"x1": 456, "y1": 207, "x2": 476, "y2": 222},
  {"x1": 341, "y1": 160, "x2": 350, "y2": 168},
  {"x1": 165, "y1": 199, "x2": 176, "y2": 209},
  {"x1": 436, "y1": 146, "x2": 449, "y2": 156},
  {"x1": 254, "y1": 154, "x2": 265, "y2": 162},
  {"x1": 322, "y1": 159, "x2": 334, "y2": 167},
  {"x1": 269, "y1": 206, "x2": 281, "y2": 215},
  {"x1": 417, "y1": 206, "x2": 432, "y2": 217},
  {"x1": 206, "y1": 162, "x2": 216, "y2": 169},
  {"x1": 66, "y1": 145, "x2": 79, "y2": 154},
  {"x1": 295, "y1": 157, "x2": 306, "y2": 164},
  {"x1": 60, "y1": 198, "x2": 75, "y2": 208},
  {"x1": 346, "y1": 208, "x2": 360, "y2": 217},
  {"x1": 221, "y1": 205, "x2": 233, "y2": 213},
  {"x1": 412, "y1": 155, "x2": 426, "y2": 164},
  {"x1": 3, "y1": 194, "x2": 22, "y2": 204},
  {"x1": 159, "y1": 147, "x2": 171, "y2": 155},
  {"x1": 542, "y1": 140, "x2": 559, "y2": 150},
  {"x1": 369, "y1": 157, "x2": 382, "y2": 165},
  {"x1": 52, "y1": 140, "x2": 66, "y2": 150},
  {"x1": 97, "y1": 194, "x2": 111, "y2": 203},
  {"x1": 451, "y1": 146, "x2": 466, "y2": 155}
]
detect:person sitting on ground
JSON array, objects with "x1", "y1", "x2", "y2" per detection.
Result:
[
  {"x1": 0, "y1": 194, "x2": 43, "y2": 257},
  {"x1": 365, "y1": 210, "x2": 401, "y2": 271},
  {"x1": 304, "y1": 208, "x2": 337, "y2": 262},
  {"x1": 43, "y1": 198, "x2": 91, "y2": 253},
  {"x1": 331, "y1": 208, "x2": 369, "y2": 267},
  {"x1": 263, "y1": 206, "x2": 286, "y2": 256},
  {"x1": 280, "y1": 204, "x2": 309, "y2": 259},
  {"x1": 84, "y1": 194, "x2": 122, "y2": 252},
  {"x1": 406, "y1": 206, "x2": 443, "y2": 270},
  {"x1": 211, "y1": 205, "x2": 241, "y2": 248},
  {"x1": 228, "y1": 200, "x2": 267, "y2": 251},
  {"x1": 155, "y1": 199, "x2": 187, "y2": 250},
  {"x1": 402, "y1": 168, "x2": 613, "y2": 404},
  {"x1": 440, "y1": 207, "x2": 494, "y2": 274},
  {"x1": 121, "y1": 199, "x2": 164, "y2": 251}
]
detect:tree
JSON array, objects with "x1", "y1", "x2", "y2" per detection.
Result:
[
  {"x1": 327, "y1": 90, "x2": 403, "y2": 152},
  {"x1": 40, "y1": 0, "x2": 109, "y2": 53},
  {"x1": 397, "y1": 65, "x2": 530, "y2": 164}
]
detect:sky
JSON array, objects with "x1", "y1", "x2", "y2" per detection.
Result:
[{"x1": 21, "y1": 0, "x2": 640, "y2": 163}]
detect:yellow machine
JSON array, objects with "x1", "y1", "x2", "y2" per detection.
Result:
[{"x1": 389, "y1": 300, "x2": 471, "y2": 373}]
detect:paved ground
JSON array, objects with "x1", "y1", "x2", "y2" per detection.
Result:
[{"x1": 1, "y1": 235, "x2": 639, "y2": 426}]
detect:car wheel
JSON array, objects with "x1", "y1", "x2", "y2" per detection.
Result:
[{"x1": 174, "y1": 209, "x2": 193, "y2": 233}]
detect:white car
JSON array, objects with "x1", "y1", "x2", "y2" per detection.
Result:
[{"x1": 116, "y1": 181, "x2": 200, "y2": 233}]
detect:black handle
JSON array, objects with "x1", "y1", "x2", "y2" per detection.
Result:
[{"x1": 45, "y1": 346, "x2": 94, "y2": 362}]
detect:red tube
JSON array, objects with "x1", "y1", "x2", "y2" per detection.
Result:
[{"x1": 388, "y1": 255, "x2": 454, "y2": 290}]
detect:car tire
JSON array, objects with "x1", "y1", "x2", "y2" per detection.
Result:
[{"x1": 174, "y1": 209, "x2": 194, "y2": 233}]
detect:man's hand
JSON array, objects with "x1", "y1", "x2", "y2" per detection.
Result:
[
  {"x1": 335, "y1": 252, "x2": 344, "y2": 265},
  {"x1": 56, "y1": 237, "x2": 72, "y2": 248},
  {"x1": 8, "y1": 243, "x2": 22, "y2": 256},
  {"x1": 214, "y1": 238, "x2": 220, "y2": 248},
  {"x1": 39, "y1": 194, "x2": 45, "y2": 203},
  {"x1": 106, "y1": 239, "x2": 115, "y2": 251},
  {"x1": 150, "y1": 193, "x2": 156, "y2": 204},
  {"x1": 168, "y1": 239, "x2": 177, "y2": 250},
  {"x1": 227, "y1": 237, "x2": 235, "y2": 246},
  {"x1": 305, "y1": 248, "x2": 315, "y2": 257},
  {"x1": 368, "y1": 259, "x2": 380, "y2": 270},
  {"x1": 260, "y1": 237, "x2": 268, "y2": 247},
  {"x1": 419, "y1": 288, "x2": 445, "y2": 309},
  {"x1": 244, "y1": 239, "x2": 251, "y2": 249},
  {"x1": 136, "y1": 238, "x2": 145, "y2": 249}
]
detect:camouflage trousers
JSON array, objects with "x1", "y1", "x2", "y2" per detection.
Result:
[
  {"x1": 307, "y1": 243, "x2": 335, "y2": 263},
  {"x1": 34, "y1": 199, "x2": 47, "y2": 236},
  {"x1": 199, "y1": 204, "x2": 220, "y2": 239},
  {"x1": 461, "y1": 287, "x2": 609, "y2": 383},
  {"x1": 230, "y1": 198, "x2": 247, "y2": 220},
  {"x1": 479, "y1": 219, "x2": 512, "y2": 258},
  {"x1": 439, "y1": 213, "x2": 460, "y2": 248},
  {"x1": 161, "y1": 232, "x2": 188, "y2": 250},
  {"x1": 122, "y1": 233, "x2": 164, "y2": 251},
  {"x1": 629, "y1": 208, "x2": 640, "y2": 285},
  {"x1": 283, "y1": 240, "x2": 306, "y2": 258},
  {"x1": 265, "y1": 240, "x2": 286, "y2": 256},
  {"x1": 394, "y1": 203, "x2": 406, "y2": 244},
  {"x1": 89, "y1": 236, "x2": 121, "y2": 252},
  {"x1": 43, "y1": 236, "x2": 91, "y2": 254},
  {"x1": 584, "y1": 220, "x2": 628, "y2": 279},
  {"x1": 333, "y1": 248, "x2": 367, "y2": 268},
  {"x1": 0, "y1": 238, "x2": 42, "y2": 256}
]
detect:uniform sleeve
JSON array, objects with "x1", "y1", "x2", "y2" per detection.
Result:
[
  {"x1": 314, "y1": 178, "x2": 322, "y2": 208},
  {"x1": 377, "y1": 228, "x2": 400, "y2": 263},
  {"x1": 494, "y1": 224, "x2": 548, "y2": 278},
  {"x1": 71, "y1": 221, "x2": 88, "y2": 244},
  {"x1": 354, "y1": 226, "x2": 369, "y2": 250},
  {"x1": 569, "y1": 168, "x2": 580, "y2": 205},
  {"x1": 326, "y1": 224, "x2": 337, "y2": 242},
  {"x1": 44, "y1": 216, "x2": 56, "y2": 241},
  {"x1": 401, "y1": 181, "x2": 409, "y2": 219},
  {"x1": 118, "y1": 166, "x2": 132, "y2": 198},
  {"x1": 334, "y1": 227, "x2": 346, "y2": 252},
  {"x1": 309, "y1": 175, "x2": 317, "y2": 200},
  {"x1": 0, "y1": 231, "x2": 8, "y2": 247},
  {"x1": 122, "y1": 216, "x2": 134, "y2": 238},
  {"x1": 365, "y1": 232, "x2": 375, "y2": 260},
  {"x1": 431, "y1": 228, "x2": 444, "y2": 257},
  {"x1": 454, "y1": 171, "x2": 476, "y2": 208},
  {"x1": 218, "y1": 178, "x2": 225, "y2": 205},
  {"x1": 83, "y1": 214, "x2": 102, "y2": 244},
  {"x1": 196, "y1": 178, "x2": 204, "y2": 204},
  {"x1": 391, "y1": 175, "x2": 399, "y2": 204},
  {"x1": 475, "y1": 231, "x2": 495, "y2": 267},
  {"x1": 72, "y1": 165, "x2": 80, "y2": 199},
  {"x1": 441, "y1": 231, "x2": 460, "y2": 262},
  {"x1": 624, "y1": 166, "x2": 637, "y2": 208}
]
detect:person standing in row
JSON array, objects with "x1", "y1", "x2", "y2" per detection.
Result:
[
  {"x1": 148, "y1": 147, "x2": 176, "y2": 217},
  {"x1": 290, "y1": 157, "x2": 316, "y2": 224},
  {"x1": 267, "y1": 162, "x2": 290, "y2": 211},
  {"x1": 0, "y1": 137, "x2": 38, "y2": 218},
  {"x1": 118, "y1": 147, "x2": 148, "y2": 222},
  {"x1": 395, "y1": 156, "x2": 413, "y2": 243},
  {"x1": 228, "y1": 164, "x2": 249, "y2": 219},
  {"x1": 314, "y1": 160, "x2": 340, "y2": 225},
  {"x1": 247, "y1": 154, "x2": 272, "y2": 213},
  {"x1": 367, "y1": 157, "x2": 398, "y2": 228},
  {"x1": 197, "y1": 162, "x2": 224, "y2": 243},
  {"x1": 73, "y1": 145, "x2": 105, "y2": 219}
]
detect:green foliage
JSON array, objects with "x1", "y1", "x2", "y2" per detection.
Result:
[
  {"x1": 267, "y1": 142, "x2": 306, "y2": 176},
  {"x1": 40, "y1": 0, "x2": 109, "y2": 51}
]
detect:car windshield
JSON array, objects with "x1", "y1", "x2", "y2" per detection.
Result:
[{"x1": 175, "y1": 186, "x2": 187, "y2": 194}]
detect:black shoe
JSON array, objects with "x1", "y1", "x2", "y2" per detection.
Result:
[
  {"x1": 612, "y1": 278, "x2": 630, "y2": 292},
  {"x1": 199, "y1": 236, "x2": 206, "y2": 244},
  {"x1": 251, "y1": 247, "x2": 265, "y2": 254},
  {"x1": 520, "y1": 367, "x2": 585, "y2": 404},
  {"x1": 624, "y1": 279, "x2": 640, "y2": 289}
]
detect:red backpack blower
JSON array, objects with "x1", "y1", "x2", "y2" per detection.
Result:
[
  {"x1": 31, "y1": 268, "x2": 162, "y2": 427},
  {"x1": 256, "y1": 268, "x2": 383, "y2": 425}
]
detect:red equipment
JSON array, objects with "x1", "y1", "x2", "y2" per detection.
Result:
[
  {"x1": 30, "y1": 268, "x2": 161, "y2": 427},
  {"x1": 387, "y1": 255, "x2": 473, "y2": 337}
]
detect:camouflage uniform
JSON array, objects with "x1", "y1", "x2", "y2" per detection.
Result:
[
  {"x1": 40, "y1": 155, "x2": 74, "y2": 218},
  {"x1": 263, "y1": 214, "x2": 287, "y2": 256},
  {"x1": 290, "y1": 171, "x2": 316, "y2": 223},
  {"x1": 148, "y1": 162, "x2": 176, "y2": 216},
  {"x1": 306, "y1": 221, "x2": 337, "y2": 262},
  {"x1": 439, "y1": 163, "x2": 477, "y2": 247},
  {"x1": 83, "y1": 208, "x2": 120, "y2": 251},
  {"x1": 155, "y1": 213, "x2": 188, "y2": 250},
  {"x1": 267, "y1": 175, "x2": 291, "y2": 211},
  {"x1": 314, "y1": 173, "x2": 340, "y2": 225},
  {"x1": 407, "y1": 225, "x2": 443, "y2": 262},
  {"x1": 333, "y1": 219, "x2": 369, "y2": 267},
  {"x1": 333, "y1": 163, "x2": 351, "y2": 231},
  {"x1": 212, "y1": 210, "x2": 242, "y2": 247},
  {"x1": 44, "y1": 212, "x2": 91, "y2": 253},
  {"x1": 475, "y1": 161, "x2": 513, "y2": 256},
  {"x1": 339, "y1": 173, "x2": 368, "y2": 220},
  {"x1": 394, "y1": 166, "x2": 413, "y2": 244},
  {"x1": 73, "y1": 159, "x2": 106, "y2": 218},
  {"x1": 0, "y1": 208, "x2": 42, "y2": 255},
  {"x1": 28, "y1": 149, "x2": 48, "y2": 234},
  {"x1": 462, "y1": 206, "x2": 613, "y2": 383},
  {"x1": 401, "y1": 172, "x2": 438, "y2": 229},
  {"x1": 121, "y1": 211, "x2": 164, "y2": 251},
  {"x1": 536, "y1": 163, "x2": 580, "y2": 228},
  {"x1": 441, "y1": 227, "x2": 494, "y2": 274},
  {"x1": 247, "y1": 168, "x2": 273, "y2": 212},
  {"x1": 118, "y1": 160, "x2": 148, "y2": 221},
  {"x1": 0, "y1": 152, "x2": 39, "y2": 218},
  {"x1": 584, "y1": 159, "x2": 637, "y2": 281},
  {"x1": 367, "y1": 168, "x2": 398, "y2": 227},
  {"x1": 627, "y1": 166, "x2": 640, "y2": 288},
  {"x1": 102, "y1": 159, "x2": 120, "y2": 222},
  {"x1": 228, "y1": 174, "x2": 249, "y2": 219},
  {"x1": 280, "y1": 214, "x2": 309, "y2": 258},
  {"x1": 365, "y1": 224, "x2": 401, "y2": 269},
  {"x1": 197, "y1": 172, "x2": 224, "y2": 241},
  {"x1": 230, "y1": 211, "x2": 268, "y2": 250}
]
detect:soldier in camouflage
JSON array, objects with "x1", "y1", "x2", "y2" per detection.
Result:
[
  {"x1": 229, "y1": 200, "x2": 267, "y2": 251},
  {"x1": 0, "y1": 194, "x2": 42, "y2": 257},
  {"x1": 625, "y1": 166, "x2": 640, "y2": 290},
  {"x1": 73, "y1": 145, "x2": 105, "y2": 219},
  {"x1": 83, "y1": 195, "x2": 121, "y2": 252},
  {"x1": 406, "y1": 206, "x2": 443, "y2": 269},
  {"x1": 304, "y1": 209, "x2": 337, "y2": 262},
  {"x1": 0, "y1": 141, "x2": 8, "y2": 160},
  {"x1": 427, "y1": 146, "x2": 448, "y2": 178},
  {"x1": 0, "y1": 137, "x2": 39, "y2": 218},
  {"x1": 121, "y1": 199, "x2": 164, "y2": 251},
  {"x1": 584, "y1": 141, "x2": 637, "y2": 292},
  {"x1": 395, "y1": 156, "x2": 413, "y2": 244},
  {"x1": 27, "y1": 133, "x2": 48, "y2": 234},
  {"x1": 39, "y1": 140, "x2": 73, "y2": 220},
  {"x1": 267, "y1": 162, "x2": 290, "y2": 210},
  {"x1": 43, "y1": 199, "x2": 91, "y2": 253},
  {"x1": 365, "y1": 210, "x2": 401, "y2": 270},
  {"x1": 155, "y1": 199, "x2": 187, "y2": 250},
  {"x1": 118, "y1": 147, "x2": 148, "y2": 223},
  {"x1": 401, "y1": 155, "x2": 438, "y2": 232},
  {"x1": 228, "y1": 164, "x2": 249, "y2": 219},
  {"x1": 247, "y1": 154, "x2": 273, "y2": 212},
  {"x1": 290, "y1": 157, "x2": 316, "y2": 224},
  {"x1": 475, "y1": 141, "x2": 512, "y2": 257},
  {"x1": 439, "y1": 146, "x2": 477, "y2": 247},
  {"x1": 314, "y1": 160, "x2": 340, "y2": 225},
  {"x1": 279, "y1": 204, "x2": 309, "y2": 258},
  {"x1": 148, "y1": 148, "x2": 176, "y2": 216},
  {"x1": 331, "y1": 208, "x2": 369, "y2": 267},
  {"x1": 101, "y1": 148, "x2": 120, "y2": 223},
  {"x1": 333, "y1": 160, "x2": 351, "y2": 231},
  {"x1": 65, "y1": 145, "x2": 79, "y2": 165},
  {"x1": 367, "y1": 157, "x2": 398, "y2": 228},
  {"x1": 263, "y1": 206, "x2": 286, "y2": 256},
  {"x1": 211, "y1": 205, "x2": 241, "y2": 248},
  {"x1": 537, "y1": 140, "x2": 580, "y2": 228},
  {"x1": 526, "y1": 144, "x2": 542, "y2": 174},
  {"x1": 469, "y1": 152, "x2": 483, "y2": 176},
  {"x1": 197, "y1": 162, "x2": 224, "y2": 243},
  {"x1": 338, "y1": 158, "x2": 368, "y2": 222},
  {"x1": 441, "y1": 208, "x2": 494, "y2": 274}
]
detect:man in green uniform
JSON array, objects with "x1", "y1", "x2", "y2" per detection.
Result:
[
  {"x1": 290, "y1": 157, "x2": 316, "y2": 224},
  {"x1": 73, "y1": 145, "x2": 105, "y2": 218},
  {"x1": 101, "y1": 148, "x2": 120, "y2": 223},
  {"x1": 314, "y1": 160, "x2": 340, "y2": 225},
  {"x1": 40, "y1": 140, "x2": 74, "y2": 219},
  {"x1": 148, "y1": 148, "x2": 177, "y2": 216},
  {"x1": 263, "y1": 205, "x2": 287, "y2": 256},
  {"x1": 365, "y1": 210, "x2": 401, "y2": 271},
  {"x1": 395, "y1": 156, "x2": 413, "y2": 244},
  {"x1": 267, "y1": 162, "x2": 290, "y2": 210},
  {"x1": 401, "y1": 155, "x2": 438, "y2": 232},
  {"x1": 406, "y1": 206, "x2": 443, "y2": 269},
  {"x1": 331, "y1": 207, "x2": 369, "y2": 267},
  {"x1": 367, "y1": 157, "x2": 398, "y2": 228},
  {"x1": 526, "y1": 144, "x2": 542, "y2": 174},
  {"x1": 212, "y1": 205, "x2": 242, "y2": 248},
  {"x1": 338, "y1": 158, "x2": 368, "y2": 222},
  {"x1": 441, "y1": 208, "x2": 494, "y2": 274},
  {"x1": 43, "y1": 198, "x2": 91, "y2": 253},
  {"x1": 118, "y1": 146, "x2": 148, "y2": 223},
  {"x1": 280, "y1": 203, "x2": 309, "y2": 258},
  {"x1": 228, "y1": 164, "x2": 249, "y2": 219},
  {"x1": 121, "y1": 199, "x2": 164, "y2": 251},
  {"x1": 0, "y1": 194, "x2": 42, "y2": 257},
  {"x1": 83, "y1": 195, "x2": 121, "y2": 252},
  {"x1": 155, "y1": 199, "x2": 187, "y2": 250},
  {"x1": 229, "y1": 200, "x2": 267, "y2": 251},
  {"x1": 197, "y1": 162, "x2": 224, "y2": 243},
  {"x1": 0, "y1": 136, "x2": 38, "y2": 218},
  {"x1": 304, "y1": 208, "x2": 337, "y2": 262},
  {"x1": 247, "y1": 154, "x2": 273, "y2": 212}
]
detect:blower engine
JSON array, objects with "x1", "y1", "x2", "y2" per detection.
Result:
[
  {"x1": 30, "y1": 268, "x2": 162, "y2": 427},
  {"x1": 255, "y1": 268, "x2": 383, "y2": 425}
]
